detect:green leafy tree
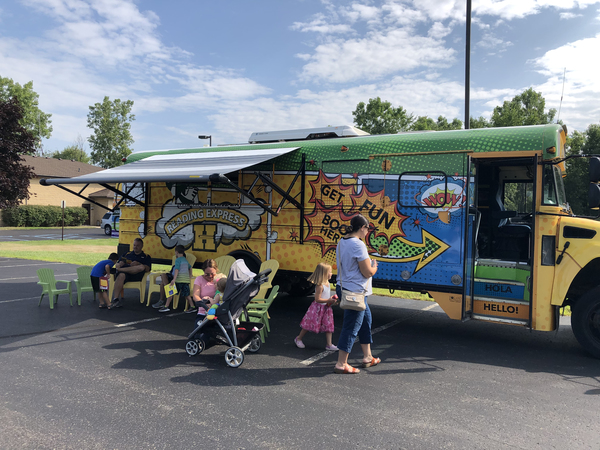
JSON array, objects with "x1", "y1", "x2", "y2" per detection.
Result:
[
  {"x1": 411, "y1": 115, "x2": 462, "y2": 131},
  {"x1": 0, "y1": 77, "x2": 52, "y2": 148},
  {"x1": 469, "y1": 116, "x2": 491, "y2": 129},
  {"x1": 52, "y1": 135, "x2": 90, "y2": 163},
  {"x1": 563, "y1": 125, "x2": 600, "y2": 216},
  {"x1": 87, "y1": 96, "x2": 135, "y2": 168},
  {"x1": 491, "y1": 88, "x2": 556, "y2": 127},
  {"x1": 0, "y1": 99, "x2": 36, "y2": 208},
  {"x1": 352, "y1": 97, "x2": 414, "y2": 134}
]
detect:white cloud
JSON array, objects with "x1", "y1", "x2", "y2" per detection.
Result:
[
  {"x1": 474, "y1": 0, "x2": 600, "y2": 20},
  {"x1": 298, "y1": 28, "x2": 456, "y2": 83},
  {"x1": 291, "y1": 14, "x2": 354, "y2": 34},
  {"x1": 530, "y1": 33, "x2": 600, "y2": 130},
  {"x1": 559, "y1": 12, "x2": 582, "y2": 19}
]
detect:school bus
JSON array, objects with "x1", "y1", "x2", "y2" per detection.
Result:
[{"x1": 42, "y1": 124, "x2": 600, "y2": 358}]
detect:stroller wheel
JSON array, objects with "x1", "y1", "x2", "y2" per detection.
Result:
[
  {"x1": 186, "y1": 339, "x2": 205, "y2": 356},
  {"x1": 248, "y1": 334, "x2": 261, "y2": 353},
  {"x1": 224, "y1": 347, "x2": 244, "y2": 368}
]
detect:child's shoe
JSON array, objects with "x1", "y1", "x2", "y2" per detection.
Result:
[
  {"x1": 294, "y1": 337, "x2": 305, "y2": 349},
  {"x1": 158, "y1": 307, "x2": 170, "y2": 313},
  {"x1": 325, "y1": 344, "x2": 339, "y2": 351}
]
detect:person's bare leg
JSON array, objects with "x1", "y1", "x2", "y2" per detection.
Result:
[
  {"x1": 297, "y1": 328, "x2": 308, "y2": 341},
  {"x1": 336, "y1": 350, "x2": 355, "y2": 371},
  {"x1": 159, "y1": 274, "x2": 169, "y2": 301},
  {"x1": 112, "y1": 273, "x2": 126, "y2": 301},
  {"x1": 361, "y1": 343, "x2": 372, "y2": 363},
  {"x1": 325, "y1": 332, "x2": 333, "y2": 347}
]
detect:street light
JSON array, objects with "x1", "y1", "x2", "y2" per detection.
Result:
[{"x1": 198, "y1": 135, "x2": 212, "y2": 147}]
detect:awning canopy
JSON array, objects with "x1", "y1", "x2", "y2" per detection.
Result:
[{"x1": 40, "y1": 147, "x2": 300, "y2": 185}]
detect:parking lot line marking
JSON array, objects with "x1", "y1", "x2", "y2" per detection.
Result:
[
  {"x1": 299, "y1": 302, "x2": 439, "y2": 366},
  {"x1": 0, "y1": 272, "x2": 76, "y2": 281},
  {"x1": 0, "y1": 262, "x2": 65, "y2": 268},
  {"x1": 0, "y1": 296, "x2": 39, "y2": 304},
  {"x1": 114, "y1": 311, "x2": 186, "y2": 328}
]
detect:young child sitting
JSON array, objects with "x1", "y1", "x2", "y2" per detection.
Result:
[{"x1": 213, "y1": 277, "x2": 227, "y2": 304}]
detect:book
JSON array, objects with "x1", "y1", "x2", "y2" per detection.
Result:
[
  {"x1": 164, "y1": 283, "x2": 178, "y2": 297},
  {"x1": 99, "y1": 276, "x2": 109, "y2": 291}
]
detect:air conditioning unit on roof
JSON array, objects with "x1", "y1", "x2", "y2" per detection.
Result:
[{"x1": 248, "y1": 125, "x2": 369, "y2": 144}]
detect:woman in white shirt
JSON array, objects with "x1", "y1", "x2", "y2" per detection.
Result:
[{"x1": 334, "y1": 214, "x2": 380, "y2": 374}]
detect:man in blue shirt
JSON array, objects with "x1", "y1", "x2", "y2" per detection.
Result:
[{"x1": 109, "y1": 238, "x2": 152, "y2": 309}]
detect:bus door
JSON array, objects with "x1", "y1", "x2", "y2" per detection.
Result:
[
  {"x1": 469, "y1": 156, "x2": 536, "y2": 327},
  {"x1": 462, "y1": 156, "x2": 476, "y2": 320}
]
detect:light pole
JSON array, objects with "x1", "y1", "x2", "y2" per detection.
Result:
[
  {"x1": 465, "y1": 0, "x2": 471, "y2": 129},
  {"x1": 198, "y1": 135, "x2": 212, "y2": 147}
]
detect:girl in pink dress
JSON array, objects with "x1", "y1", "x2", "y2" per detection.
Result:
[{"x1": 294, "y1": 263, "x2": 338, "y2": 351}]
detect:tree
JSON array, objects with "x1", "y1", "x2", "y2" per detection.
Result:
[
  {"x1": 564, "y1": 125, "x2": 600, "y2": 216},
  {"x1": 0, "y1": 77, "x2": 52, "y2": 149},
  {"x1": 87, "y1": 96, "x2": 135, "y2": 168},
  {"x1": 352, "y1": 97, "x2": 413, "y2": 135},
  {"x1": 411, "y1": 115, "x2": 462, "y2": 131},
  {"x1": 469, "y1": 116, "x2": 491, "y2": 129},
  {"x1": 0, "y1": 98, "x2": 36, "y2": 208},
  {"x1": 491, "y1": 88, "x2": 556, "y2": 127},
  {"x1": 52, "y1": 135, "x2": 90, "y2": 163}
]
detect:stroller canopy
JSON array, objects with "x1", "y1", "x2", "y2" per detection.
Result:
[{"x1": 216, "y1": 260, "x2": 258, "y2": 321}]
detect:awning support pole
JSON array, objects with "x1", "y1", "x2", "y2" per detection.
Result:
[
  {"x1": 99, "y1": 183, "x2": 146, "y2": 208},
  {"x1": 143, "y1": 182, "x2": 150, "y2": 236},
  {"x1": 300, "y1": 153, "x2": 305, "y2": 244},
  {"x1": 53, "y1": 184, "x2": 113, "y2": 212}
]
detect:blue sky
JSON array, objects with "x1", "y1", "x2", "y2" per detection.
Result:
[{"x1": 1, "y1": 0, "x2": 599, "y2": 155}]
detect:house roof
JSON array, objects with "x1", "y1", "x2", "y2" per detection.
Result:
[
  {"x1": 22, "y1": 155, "x2": 104, "y2": 178},
  {"x1": 87, "y1": 188, "x2": 114, "y2": 198}
]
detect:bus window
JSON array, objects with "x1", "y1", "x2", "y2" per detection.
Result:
[
  {"x1": 542, "y1": 165, "x2": 569, "y2": 210},
  {"x1": 504, "y1": 181, "x2": 533, "y2": 216}
]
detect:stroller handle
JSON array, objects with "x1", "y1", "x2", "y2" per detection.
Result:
[{"x1": 255, "y1": 268, "x2": 272, "y2": 283}]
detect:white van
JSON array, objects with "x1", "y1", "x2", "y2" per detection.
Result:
[{"x1": 100, "y1": 210, "x2": 120, "y2": 235}]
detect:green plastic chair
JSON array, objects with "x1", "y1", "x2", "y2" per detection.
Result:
[
  {"x1": 37, "y1": 268, "x2": 73, "y2": 309},
  {"x1": 73, "y1": 266, "x2": 95, "y2": 305},
  {"x1": 245, "y1": 285, "x2": 279, "y2": 343}
]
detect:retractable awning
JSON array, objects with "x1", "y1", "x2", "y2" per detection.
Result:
[
  {"x1": 38, "y1": 146, "x2": 305, "y2": 225},
  {"x1": 40, "y1": 147, "x2": 300, "y2": 185}
]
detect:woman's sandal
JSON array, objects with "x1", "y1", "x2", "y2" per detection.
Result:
[
  {"x1": 362, "y1": 357, "x2": 381, "y2": 368},
  {"x1": 333, "y1": 365, "x2": 360, "y2": 374},
  {"x1": 99, "y1": 305, "x2": 108, "y2": 309}
]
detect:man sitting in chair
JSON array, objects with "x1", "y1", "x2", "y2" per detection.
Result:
[{"x1": 109, "y1": 238, "x2": 152, "y2": 309}]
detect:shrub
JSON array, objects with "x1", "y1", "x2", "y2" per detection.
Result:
[
  {"x1": 1, "y1": 205, "x2": 89, "y2": 227},
  {"x1": 2, "y1": 207, "x2": 26, "y2": 226},
  {"x1": 64, "y1": 207, "x2": 88, "y2": 226},
  {"x1": 44, "y1": 206, "x2": 62, "y2": 226}
]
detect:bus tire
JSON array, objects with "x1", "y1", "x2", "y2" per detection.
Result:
[{"x1": 571, "y1": 286, "x2": 600, "y2": 359}]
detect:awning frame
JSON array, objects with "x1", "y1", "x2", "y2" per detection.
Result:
[{"x1": 42, "y1": 152, "x2": 307, "y2": 240}]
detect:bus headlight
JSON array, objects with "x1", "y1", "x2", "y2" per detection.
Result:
[{"x1": 541, "y1": 235, "x2": 556, "y2": 266}]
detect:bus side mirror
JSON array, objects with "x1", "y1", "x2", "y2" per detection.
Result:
[
  {"x1": 589, "y1": 183, "x2": 600, "y2": 209},
  {"x1": 589, "y1": 157, "x2": 600, "y2": 183}
]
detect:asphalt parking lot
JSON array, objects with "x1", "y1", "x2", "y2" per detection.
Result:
[{"x1": 1, "y1": 256, "x2": 600, "y2": 449}]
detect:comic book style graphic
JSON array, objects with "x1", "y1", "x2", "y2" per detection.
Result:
[{"x1": 304, "y1": 170, "x2": 466, "y2": 287}]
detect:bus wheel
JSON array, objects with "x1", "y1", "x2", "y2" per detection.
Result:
[
  {"x1": 291, "y1": 279, "x2": 315, "y2": 298},
  {"x1": 571, "y1": 286, "x2": 600, "y2": 359}
]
